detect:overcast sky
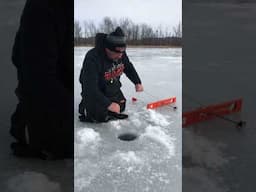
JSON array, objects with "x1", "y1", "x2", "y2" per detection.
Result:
[{"x1": 75, "y1": 0, "x2": 181, "y2": 30}]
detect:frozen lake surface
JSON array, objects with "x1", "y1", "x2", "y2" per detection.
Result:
[
  {"x1": 183, "y1": 2, "x2": 256, "y2": 192},
  {"x1": 74, "y1": 47, "x2": 182, "y2": 192}
]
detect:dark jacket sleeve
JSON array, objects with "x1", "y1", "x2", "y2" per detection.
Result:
[
  {"x1": 12, "y1": 30, "x2": 21, "y2": 68},
  {"x1": 19, "y1": 0, "x2": 72, "y2": 114},
  {"x1": 123, "y1": 52, "x2": 142, "y2": 85},
  {"x1": 81, "y1": 52, "x2": 112, "y2": 109}
]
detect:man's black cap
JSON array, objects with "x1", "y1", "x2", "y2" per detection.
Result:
[{"x1": 105, "y1": 27, "x2": 126, "y2": 51}]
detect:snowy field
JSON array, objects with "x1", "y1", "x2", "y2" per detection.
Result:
[{"x1": 74, "y1": 47, "x2": 182, "y2": 192}]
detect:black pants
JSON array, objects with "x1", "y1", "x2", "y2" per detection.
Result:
[
  {"x1": 10, "y1": 87, "x2": 73, "y2": 158},
  {"x1": 10, "y1": 102, "x2": 27, "y2": 144},
  {"x1": 79, "y1": 90, "x2": 126, "y2": 122},
  {"x1": 10, "y1": 86, "x2": 27, "y2": 144}
]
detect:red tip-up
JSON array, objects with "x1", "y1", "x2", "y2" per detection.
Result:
[{"x1": 132, "y1": 97, "x2": 137, "y2": 102}]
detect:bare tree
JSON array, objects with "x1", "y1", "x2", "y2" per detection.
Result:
[
  {"x1": 131, "y1": 24, "x2": 139, "y2": 41},
  {"x1": 74, "y1": 20, "x2": 82, "y2": 44},
  {"x1": 99, "y1": 17, "x2": 115, "y2": 34},
  {"x1": 140, "y1": 24, "x2": 154, "y2": 39},
  {"x1": 76, "y1": 17, "x2": 181, "y2": 46},
  {"x1": 140, "y1": 24, "x2": 147, "y2": 39},
  {"x1": 172, "y1": 22, "x2": 182, "y2": 38},
  {"x1": 87, "y1": 21, "x2": 97, "y2": 37},
  {"x1": 156, "y1": 24, "x2": 164, "y2": 38},
  {"x1": 164, "y1": 26, "x2": 172, "y2": 37},
  {"x1": 83, "y1": 21, "x2": 89, "y2": 38},
  {"x1": 118, "y1": 18, "x2": 134, "y2": 40}
]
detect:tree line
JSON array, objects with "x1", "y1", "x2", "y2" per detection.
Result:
[{"x1": 74, "y1": 17, "x2": 182, "y2": 47}]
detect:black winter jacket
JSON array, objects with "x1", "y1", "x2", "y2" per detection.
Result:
[
  {"x1": 12, "y1": 0, "x2": 73, "y2": 115},
  {"x1": 79, "y1": 34, "x2": 141, "y2": 109}
]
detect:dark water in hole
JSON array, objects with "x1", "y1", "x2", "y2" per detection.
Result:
[{"x1": 118, "y1": 133, "x2": 138, "y2": 141}]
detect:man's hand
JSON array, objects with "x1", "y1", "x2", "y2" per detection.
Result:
[
  {"x1": 135, "y1": 84, "x2": 144, "y2": 92},
  {"x1": 108, "y1": 102, "x2": 120, "y2": 113}
]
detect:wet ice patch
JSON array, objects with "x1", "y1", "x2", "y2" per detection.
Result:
[
  {"x1": 154, "y1": 81, "x2": 169, "y2": 86},
  {"x1": 7, "y1": 172, "x2": 61, "y2": 192},
  {"x1": 183, "y1": 129, "x2": 227, "y2": 168},
  {"x1": 183, "y1": 129, "x2": 228, "y2": 192},
  {"x1": 183, "y1": 168, "x2": 228, "y2": 192},
  {"x1": 142, "y1": 125, "x2": 175, "y2": 157},
  {"x1": 147, "y1": 110, "x2": 170, "y2": 126}
]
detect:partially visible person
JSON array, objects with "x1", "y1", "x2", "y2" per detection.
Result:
[
  {"x1": 10, "y1": 0, "x2": 73, "y2": 159},
  {"x1": 79, "y1": 27, "x2": 144, "y2": 123}
]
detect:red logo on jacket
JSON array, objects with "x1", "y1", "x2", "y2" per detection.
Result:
[{"x1": 104, "y1": 63, "x2": 124, "y2": 80}]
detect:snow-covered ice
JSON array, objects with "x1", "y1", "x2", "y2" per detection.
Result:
[
  {"x1": 74, "y1": 47, "x2": 182, "y2": 192},
  {"x1": 7, "y1": 172, "x2": 61, "y2": 192}
]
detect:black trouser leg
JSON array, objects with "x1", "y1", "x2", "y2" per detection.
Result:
[
  {"x1": 108, "y1": 89, "x2": 126, "y2": 112},
  {"x1": 120, "y1": 100, "x2": 126, "y2": 112},
  {"x1": 79, "y1": 98, "x2": 86, "y2": 115},
  {"x1": 25, "y1": 107, "x2": 73, "y2": 158},
  {"x1": 85, "y1": 101, "x2": 109, "y2": 122},
  {"x1": 10, "y1": 102, "x2": 27, "y2": 144},
  {"x1": 83, "y1": 89, "x2": 127, "y2": 122}
]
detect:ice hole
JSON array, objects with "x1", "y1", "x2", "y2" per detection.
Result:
[{"x1": 118, "y1": 133, "x2": 138, "y2": 141}]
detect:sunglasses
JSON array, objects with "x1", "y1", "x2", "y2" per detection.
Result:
[
  {"x1": 108, "y1": 47, "x2": 126, "y2": 54},
  {"x1": 112, "y1": 49, "x2": 125, "y2": 54}
]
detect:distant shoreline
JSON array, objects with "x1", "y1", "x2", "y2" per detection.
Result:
[{"x1": 74, "y1": 45, "x2": 182, "y2": 48}]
